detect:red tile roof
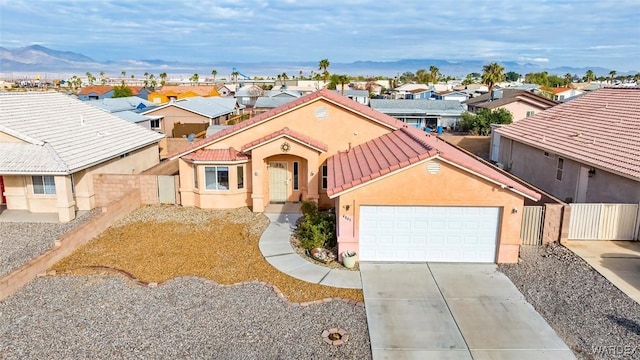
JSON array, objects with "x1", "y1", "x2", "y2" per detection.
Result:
[
  {"x1": 552, "y1": 87, "x2": 572, "y2": 94},
  {"x1": 327, "y1": 126, "x2": 541, "y2": 200},
  {"x1": 170, "y1": 88, "x2": 405, "y2": 159},
  {"x1": 78, "y1": 85, "x2": 113, "y2": 95},
  {"x1": 129, "y1": 86, "x2": 146, "y2": 95},
  {"x1": 497, "y1": 88, "x2": 640, "y2": 181},
  {"x1": 242, "y1": 127, "x2": 328, "y2": 152},
  {"x1": 182, "y1": 148, "x2": 248, "y2": 162}
]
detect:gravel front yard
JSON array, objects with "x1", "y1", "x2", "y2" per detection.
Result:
[
  {"x1": 0, "y1": 210, "x2": 99, "y2": 277},
  {"x1": 0, "y1": 275, "x2": 371, "y2": 359},
  {"x1": 50, "y1": 206, "x2": 363, "y2": 303},
  {"x1": 499, "y1": 244, "x2": 640, "y2": 360}
]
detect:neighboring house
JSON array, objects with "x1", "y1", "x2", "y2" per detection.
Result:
[
  {"x1": 142, "y1": 96, "x2": 244, "y2": 137},
  {"x1": 253, "y1": 96, "x2": 298, "y2": 115},
  {"x1": 465, "y1": 89, "x2": 558, "y2": 121},
  {"x1": 435, "y1": 90, "x2": 470, "y2": 103},
  {"x1": 552, "y1": 87, "x2": 584, "y2": 102},
  {"x1": 405, "y1": 88, "x2": 434, "y2": 100},
  {"x1": 85, "y1": 96, "x2": 161, "y2": 130},
  {"x1": 496, "y1": 88, "x2": 640, "y2": 203},
  {"x1": 369, "y1": 99, "x2": 465, "y2": 130},
  {"x1": 0, "y1": 92, "x2": 164, "y2": 221},
  {"x1": 129, "y1": 86, "x2": 152, "y2": 100},
  {"x1": 235, "y1": 85, "x2": 264, "y2": 107},
  {"x1": 477, "y1": 89, "x2": 559, "y2": 162},
  {"x1": 335, "y1": 89, "x2": 370, "y2": 105},
  {"x1": 148, "y1": 85, "x2": 220, "y2": 104},
  {"x1": 392, "y1": 84, "x2": 432, "y2": 99},
  {"x1": 77, "y1": 85, "x2": 114, "y2": 100},
  {"x1": 169, "y1": 88, "x2": 540, "y2": 264},
  {"x1": 216, "y1": 84, "x2": 236, "y2": 97}
]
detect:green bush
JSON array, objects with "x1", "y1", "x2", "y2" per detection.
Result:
[{"x1": 296, "y1": 201, "x2": 336, "y2": 250}]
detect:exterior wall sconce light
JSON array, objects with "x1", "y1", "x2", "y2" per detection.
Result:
[
  {"x1": 310, "y1": 171, "x2": 316, "y2": 176},
  {"x1": 342, "y1": 204, "x2": 350, "y2": 211},
  {"x1": 254, "y1": 171, "x2": 260, "y2": 176},
  {"x1": 512, "y1": 207, "x2": 519, "y2": 214},
  {"x1": 588, "y1": 167, "x2": 596, "y2": 177}
]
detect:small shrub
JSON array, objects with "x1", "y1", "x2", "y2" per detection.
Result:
[{"x1": 296, "y1": 201, "x2": 336, "y2": 250}]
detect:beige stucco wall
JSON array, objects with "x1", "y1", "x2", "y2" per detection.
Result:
[
  {"x1": 335, "y1": 158, "x2": 526, "y2": 263},
  {"x1": 499, "y1": 139, "x2": 640, "y2": 203},
  {"x1": 502, "y1": 100, "x2": 549, "y2": 122},
  {"x1": 179, "y1": 159, "x2": 252, "y2": 209},
  {"x1": 3, "y1": 143, "x2": 160, "y2": 221},
  {"x1": 183, "y1": 98, "x2": 395, "y2": 211},
  {"x1": 144, "y1": 106, "x2": 224, "y2": 136}
]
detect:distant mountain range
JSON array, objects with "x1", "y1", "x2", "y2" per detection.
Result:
[{"x1": 0, "y1": 45, "x2": 633, "y2": 79}]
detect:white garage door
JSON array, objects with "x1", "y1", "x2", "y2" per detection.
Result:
[{"x1": 359, "y1": 206, "x2": 500, "y2": 262}]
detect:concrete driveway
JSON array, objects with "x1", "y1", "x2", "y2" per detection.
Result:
[{"x1": 361, "y1": 263, "x2": 575, "y2": 359}]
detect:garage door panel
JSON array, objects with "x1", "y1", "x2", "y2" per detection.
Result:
[{"x1": 359, "y1": 206, "x2": 499, "y2": 263}]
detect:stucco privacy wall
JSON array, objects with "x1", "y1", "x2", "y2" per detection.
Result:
[
  {"x1": 181, "y1": 98, "x2": 394, "y2": 211},
  {"x1": 0, "y1": 189, "x2": 142, "y2": 301},
  {"x1": 93, "y1": 173, "x2": 165, "y2": 206},
  {"x1": 335, "y1": 159, "x2": 526, "y2": 263}
]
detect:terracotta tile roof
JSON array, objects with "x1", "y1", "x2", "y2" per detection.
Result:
[
  {"x1": 170, "y1": 88, "x2": 405, "y2": 159},
  {"x1": 327, "y1": 126, "x2": 540, "y2": 200},
  {"x1": 465, "y1": 89, "x2": 558, "y2": 109},
  {"x1": 182, "y1": 147, "x2": 248, "y2": 162},
  {"x1": 497, "y1": 88, "x2": 640, "y2": 181},
  {"x1": 129, "y1": 86, "x2": 145, "y2": 95},
  {"x1": 78, "y1": 85, "x2": 113, "y2": 95},
  {"x1": 241, "y1": 127, "x2": 328, "y2": 152},
  {"x1": 552, "y1": 87, "x2": 572, "y2": 94}
]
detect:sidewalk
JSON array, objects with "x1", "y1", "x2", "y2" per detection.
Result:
[{"x1": 259, "y1": 212, "x2": 362, "y2": 289}]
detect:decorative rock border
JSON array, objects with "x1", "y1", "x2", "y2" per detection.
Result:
[
  {"x1": 321, "y1": 328, "x2": 349, "y2": 346},
  {"x1": 40, "y1": 267, "x2": 366, "y2": 308}
]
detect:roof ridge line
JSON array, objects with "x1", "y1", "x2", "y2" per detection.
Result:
[
  {"x1": 399, "y1": 126, "x2": 433, "y2": 150},
  {"x1": 44, "y1": 142, "x2": 70, "y2": 173}
]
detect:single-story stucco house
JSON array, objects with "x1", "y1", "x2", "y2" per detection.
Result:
[
  {"x1": 170, "y1": 88, "x2": 540, "y2": 264},
  {"x1": 0, "y1": 92, "x2": 164, "y2": 222}
]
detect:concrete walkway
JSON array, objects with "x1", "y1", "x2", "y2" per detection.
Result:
[
  {"x1": 361, "y1": 263, "x2": 575, "y2": 360},
  {"x1": 259, "y1": 212, "x2": 362, "y2": 289},
  {"x1": 565, "y1": 240, "x2": 640, "y2": 304}
]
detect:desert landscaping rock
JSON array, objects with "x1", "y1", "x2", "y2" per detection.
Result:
[
  {"x1": 499, "y1": 244, "x2": 640, "y2": 360},
  {"x1": 0, "y1": 275, "x2": 371, "y2": 359},
  {"x1": 0, "y1": 209, "x2": 100, "y2": 277}
]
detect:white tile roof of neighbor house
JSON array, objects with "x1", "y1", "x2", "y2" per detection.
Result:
[
  {"x1": 496, "y1": 88, "x2": 640, "y2": 181},
  {"x1": 143, "y1": 96, "x2": 243, "y2": 118},
  {"x1": 0, "y1": 91, "x2": 164, "y2": 174}
]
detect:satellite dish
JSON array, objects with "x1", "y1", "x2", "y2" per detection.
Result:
[{"x1": 187, "y1": 133, "x2": 196, "y2": 142}]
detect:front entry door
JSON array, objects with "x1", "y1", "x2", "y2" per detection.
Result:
[{"x1": 269, "y1": 162, "x2": 288, "y2": 203}]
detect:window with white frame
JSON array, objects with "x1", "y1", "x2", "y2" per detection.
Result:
[
  {"x1": 293, "y1": 162, "x2": 299, "y2": 190},
  {"x1": 205, "y1": 166, "x2": 229, "y2": 190},
  {"x1": 32, "y1": 175, "x2": 56, "y2": 195},
  {"x1": 237, "y1": 165, "x2": 244, "y2": 189},
  {"x1": 150, "y1": 118, "x2": 161, "y2": 129},
  {"x1": 321, "y1": 165, "x2": 328, "y2": 190},
  {"x1": 556, "y1": 157, "x2": 564, "y2": 181},
  {"x1": 526, "y1": 110, "x2": 535, "y2": 117}
]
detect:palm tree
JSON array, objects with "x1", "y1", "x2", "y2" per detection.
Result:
[
  {"x1": 159, "y1": 72, "x2": 167, "y2": 86},
  {"x1": 318, "y1": 58, "x2": 330, "y2": 83},
  {"x1": 337, "y1": 74, "x2": 350, "y2": 95},
  {"x1": 150, "y1": 74, "x2": 157, "y2": 89},
  {"x1": 416, "y1": 69, "x2": 429, "y2": 84},
  {"x1": 564, "y1": 73, "x2": 573, "y2": 87},
  {"x1": 100, "y1": 71, "x2": 106, "y2": 85},
  {"x1": 429, "y1": 65, "x2": 440, "y2": 83},
  {"x1": 280, "y1": 72, "x2": 289, "y2": 86},
  {"x1": 143, "y1": 72, "x2": 150, "y2": 87},
  {"x1": 231, "y1": 70, "x2": 240, "y2": 85},
  {"x1": 189, "y1": 73, "x2": 199, "y2": 83},
  {"x1": 585, "y1": 69, "x2": 595, "y2": 83},
  {"x1": 211, "y1": 69, "x2": 217, "y2": 83},
  {"x1": 609, "y1": 70, "x2": 617, "y2": 84},
  {"x1": 481, "y1": 62, "x2": 505, "y2": 94},
  {"x1": 86, "y1": 72, "x2": 95, "y2": 85}
]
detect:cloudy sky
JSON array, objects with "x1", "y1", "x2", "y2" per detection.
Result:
[{"x1": 1, "y1": 0, "x2": 638, "y2": 71}]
